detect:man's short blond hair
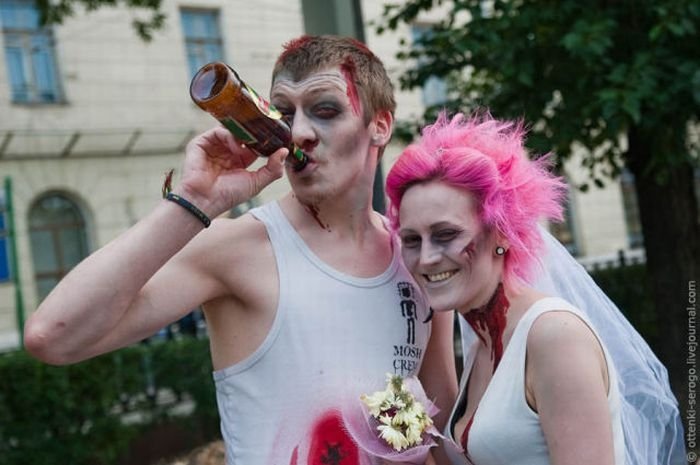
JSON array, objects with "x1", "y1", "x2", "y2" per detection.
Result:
[{"x1": 272, "y1": 35, "x2": 396, "y2": 126}]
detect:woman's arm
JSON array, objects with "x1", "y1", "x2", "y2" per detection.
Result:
[{"x1": 526, "y1": 311, "x2": 615, "y2": 465}]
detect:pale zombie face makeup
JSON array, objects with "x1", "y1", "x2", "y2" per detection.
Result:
[
  {"x1": 398, "y1": 181, "x2": 503, "y2": 314},
  {"x1": 270, "y1": 68, "x2": 375, "y2": 202}
]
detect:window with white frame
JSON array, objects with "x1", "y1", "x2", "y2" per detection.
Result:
[
  {"x1": 180, "y1": 9, "x2": 224, "y2": 78},
  {"x1": 411, "y1": 24, "x2": 448, "y2": 108},
  {"x1": 0, "y1": 0, "x2": 63, "y2": 103},
  {"x1": 620, "y1": 169, "x2": 644, "y2": 249},
  {"x1": 550, "y1": 181, "x2": 580, "y2": 256}
]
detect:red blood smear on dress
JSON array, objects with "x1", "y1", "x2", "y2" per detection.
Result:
[
  {"x1": 340, "y1": 58, "x2": 361, "y2": 117},
  {"x1": 307, "y1": 411, "x2": 359, "y2": 465},
  {"x1": 463, "y1": 283, "x2": 509, "y2": 370},
  {"x1": 460, "y1": 283, "x2": 510, "y2": 457},
  {"x1": 460, "y1": 414, "x2": 476, "y2": 454},
  {"x1": 289, "y1": 446, "x2": 299, "y2": 465}
]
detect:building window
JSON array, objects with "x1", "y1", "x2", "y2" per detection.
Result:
[
  {"x1": 181, "y1": 9, "x2": 224, "y2": 78},
  {"x1": 620, "y1": 169, "x2": 644, "y2": 249},
  {"x1": 550, "y1": 182, "x2": 580, "y2": 256},
  {"x1": 0, "y1": 0, "x2": 63, "y2": 103},
  {"x1": 29, "y1": 194, "x2": 89, "y2": 300},
  {"x1": 550, "y1": 201, "x2": 579, "y2": 256},
  {"x1": 0, "y1": 190, "x2": 10, "y2": 282},
  {"x1": 411, "y1": 24, "x2": 448, "y2": 108}
]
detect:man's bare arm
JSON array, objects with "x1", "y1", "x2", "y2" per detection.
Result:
[
  {"x1": 24, "y1": 202, "x2": 220, "y2": 364},
  {"x1": 24, "y1": 127, "x2": 286, "y2": 365}
]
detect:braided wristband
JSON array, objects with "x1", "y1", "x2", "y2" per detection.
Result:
[{"x1": 165, "y1": 192, "x2": 211, "y2": 228}]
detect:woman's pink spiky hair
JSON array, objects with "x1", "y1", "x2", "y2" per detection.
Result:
[{"x1": 386, "y1": 111, "x2": 568, "y2": 288}]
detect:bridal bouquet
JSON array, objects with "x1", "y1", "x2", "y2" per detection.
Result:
[{"x1": 342, "y1": 374, "x2": 442, "y2": 464}]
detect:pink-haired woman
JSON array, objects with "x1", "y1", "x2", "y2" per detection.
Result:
[{"x1": 385, "y1": 112, "x2": 683, "y2": 465}]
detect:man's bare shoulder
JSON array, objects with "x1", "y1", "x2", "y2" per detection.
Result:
[
  {"x1": 175, "y1": 210, "x2": 276, "y2": 293},
  {"x1": 188, "y1": 212, "x2": 271, "y2": 259},
  {"x1": 213, "y1": 212, "x2": 269, "y2": 239}
]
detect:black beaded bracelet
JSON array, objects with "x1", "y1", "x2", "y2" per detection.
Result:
[{"x1": 165, "y1": 192, "x2": 211, "y2": 228}]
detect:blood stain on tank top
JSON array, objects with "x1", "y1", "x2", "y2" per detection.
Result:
[{"x1": 306, "y1": 410, "x2": 359, "y2": 465}]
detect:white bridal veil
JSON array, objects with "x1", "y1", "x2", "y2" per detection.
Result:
[{"x1": 534, "y1": 226, "x2": 686, "y2": 465}]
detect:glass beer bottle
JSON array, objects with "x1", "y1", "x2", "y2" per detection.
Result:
[{"x1": 189, "y1": 62, "x2": 308, "y2": 171}]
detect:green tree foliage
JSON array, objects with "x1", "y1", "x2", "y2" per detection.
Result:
[
  {"x1": 379, "y1": 0, "x2": 699, "y2": 402},
  {"x1": 1, "y1": 338, "x2": 218, "y2": 465},
  {"x1": 381, "y1": 0, "x2": 698, "y2": 182},
  {"x1": 35, "y1": 0, "x2": 165, "y2": 41}
]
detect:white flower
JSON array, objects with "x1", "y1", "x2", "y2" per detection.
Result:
[
  {"x1": 377, "y1": 424, "x2": 410, "y2": 451},
  {"x1": 392, "y1": 407, "x2": 419, "y2": 427},
  {"x1": 391, "y1": 395, "x2": 407, "y2": 410},
  {"x1": 411, "y1": 400, "x2": 426, "y2": 416},
  {"x1": 361, "y1": 373, "x2": 436, "y2": 451},
  {"x1": 405, "y1": 422, "x2": 424, "y2": 444},
  {"x1": 361, "y1": 390, "x2": 390, "y2": 417},
  {"x1": 420, "y1": 412, "x2": 434, "y2": 429}
]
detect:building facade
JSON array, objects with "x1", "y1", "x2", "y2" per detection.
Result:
[{"x1": 0, "y1": 0, "x2": 641, "y2": 350}]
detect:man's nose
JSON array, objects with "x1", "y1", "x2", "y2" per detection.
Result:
[{"x1": 290, "y1": 112, "x2": 317, "y2": 151}]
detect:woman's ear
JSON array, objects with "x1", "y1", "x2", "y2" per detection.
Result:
[
  {"x1": 370, "y1": 110, "x2": 394, "y2": 147},
  {"x1": 493, "y1": 230, "x2": 510, "y2": 256}
]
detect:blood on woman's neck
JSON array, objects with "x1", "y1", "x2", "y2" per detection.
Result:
[{"x1": 463, "y1": 282, "x2": 510, "y2": 372}]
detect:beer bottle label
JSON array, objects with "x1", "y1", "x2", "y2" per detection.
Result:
[
  {"x1": 291, "y1": 145, "x2": 305, "y2": 162},
  {"x1": 244, "y1": 83, "x2": 283, "y2": 120},
  {"x1": 221, "y1": 117, "x2": 258, "y2": 145}
]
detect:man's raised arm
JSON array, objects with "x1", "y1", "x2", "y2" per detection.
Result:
[{"x1": 24, "y1": 127, "x2": 286, "y2": 365}]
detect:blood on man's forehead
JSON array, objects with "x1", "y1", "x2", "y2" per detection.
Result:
[{"x1": 339, "y1": 58, "x2": 361, "y2": 117}]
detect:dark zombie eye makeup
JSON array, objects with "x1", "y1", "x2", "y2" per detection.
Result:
[
  {"x1": 270, "y1": 72, "x2": 352, "y2": 128},
  {"x1": 312, "y1": 102, "x2": 341, "y2": 119},
  {"x1": 433, "y1": 229, "x2": 460, "y2": 243},
  {"x1": 399, "y1": 233, "x2": 421, "y2": 249}
]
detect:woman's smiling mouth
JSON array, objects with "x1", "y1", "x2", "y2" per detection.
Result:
[{"x1": 424, "y1": 270, "x2": 457, "y2": 283}]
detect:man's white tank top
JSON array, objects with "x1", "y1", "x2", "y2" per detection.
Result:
[
  {"x1": 443, "y1": 297, "x2": 625, "y2": 465},
  {"x1": 212, "y1": 201, "x2": 432, "y2": 465}
]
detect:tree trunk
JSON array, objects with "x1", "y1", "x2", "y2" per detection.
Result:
[{"x1": 627, "y1": 126, "x2": 700, "y2": 418}]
